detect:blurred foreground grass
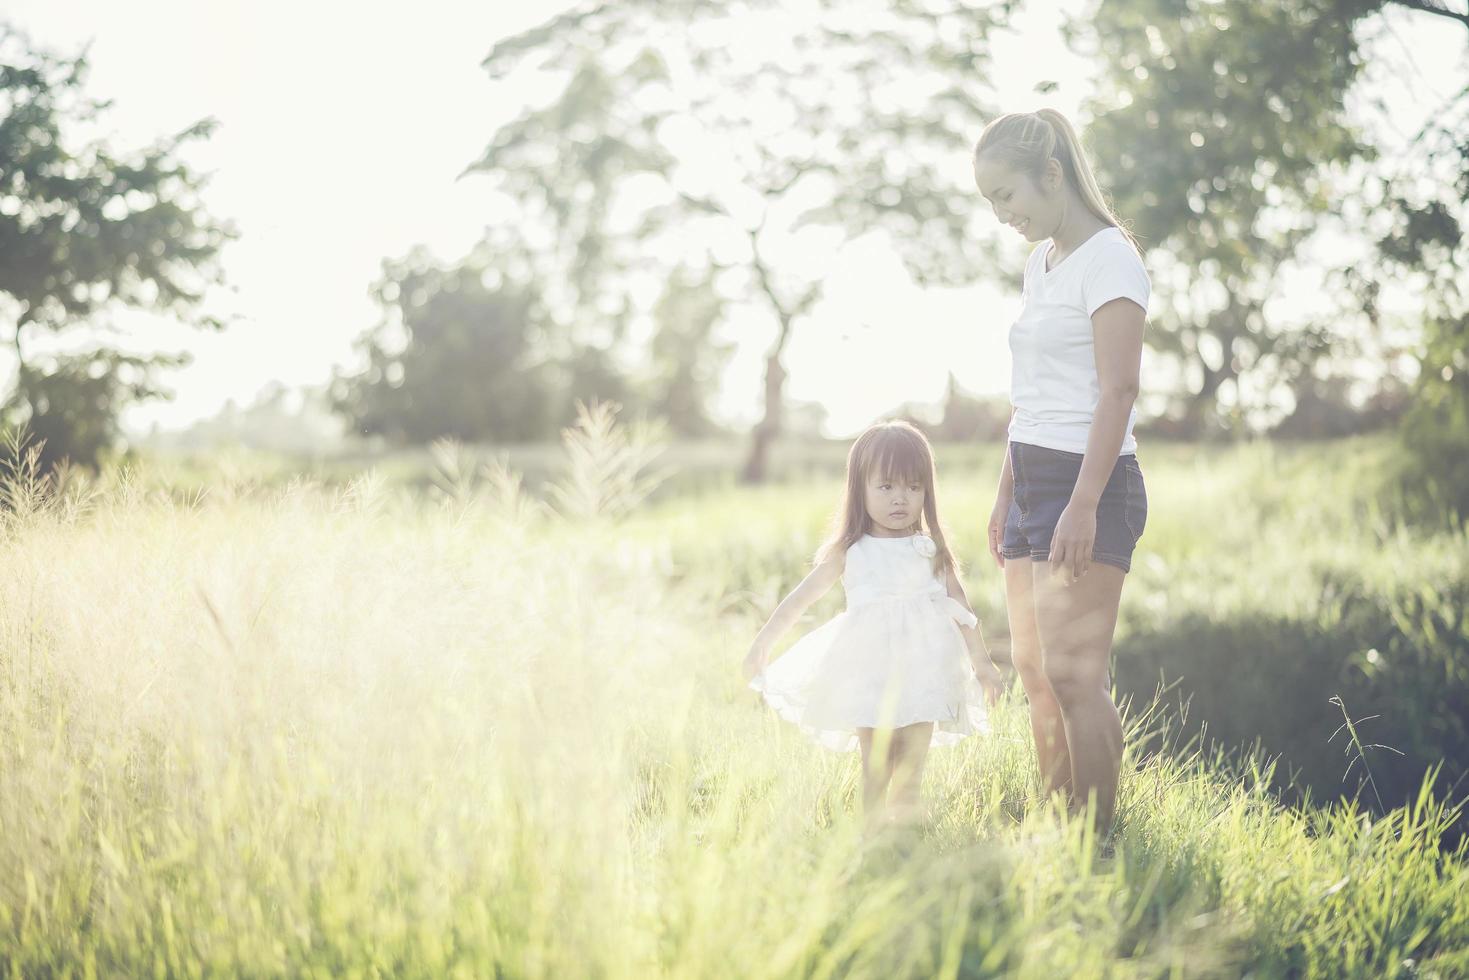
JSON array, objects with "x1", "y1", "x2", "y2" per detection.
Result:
[{"x1": 2, "y1": 428, "x2": 1466, "y2": 977}]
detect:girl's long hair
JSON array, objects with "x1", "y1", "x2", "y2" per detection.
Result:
[
  {"x1": 973, "y1": 107, "x2": 1142, "y2": 255},
  {"x1": 816, "y1": 420, "x2": 958, "y2": 579}
]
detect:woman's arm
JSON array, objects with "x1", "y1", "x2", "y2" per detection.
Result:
[
  {"x1": 996, "y1": 413, "x2": 1016, "y2": 499},
  {"x1": 987, "y1": 410, "x2": 1017, "y2": 567},
  {"x1": 744, "y1": 555, "x2": 845, "y2": 680},
  {"x1": 1051, "y1": 296, "x2": 1145, "y2": 579}
]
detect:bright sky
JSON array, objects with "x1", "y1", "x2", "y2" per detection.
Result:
[{"x1": 2, "y1": 1, "x2": 1463, "y2": 440}]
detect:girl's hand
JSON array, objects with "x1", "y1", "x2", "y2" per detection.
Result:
[
  {"x1": 743, "y1": 639, "x2": 771, "y2": 683},
  {"x1": 987, "y1": 494, "x2": 1012, "y2": 569},
  {"x1": 972, "y1": 656, "x2": 1005, "y2": 707},
  {"x1": 1048, "y1": 501, "x2": 1097, "y2": 582}
]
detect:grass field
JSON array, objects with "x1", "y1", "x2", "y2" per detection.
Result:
[{"x1": 2, "y1": 427, "x2": 1466, "y2": 977}]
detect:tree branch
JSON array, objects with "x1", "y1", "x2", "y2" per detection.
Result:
[
  {"x1": 13, "y1": 304, "x2": 34, "y2": 376},
  {"x1": 1387, "y1": 0, "x2": 1469, "y2": 30},
  {"x1": 793, "y1": 283, "x2": 822, "y2": 320},
  {"x1": 677, "y1": 191, "x2": 728, "y2": 218},
  {"x1": 751, "y1": 252, "x2": 795, "y2": 357}
]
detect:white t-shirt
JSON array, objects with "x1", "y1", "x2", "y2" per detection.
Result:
[{"x1": 1007, "y1": 225, "x2": 1150, "y2": 455}]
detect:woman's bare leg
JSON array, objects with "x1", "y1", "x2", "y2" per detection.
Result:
[
  {"x1": 1004, "y1": 558, "x2": 1071, "y2": 800},
  {"x1": 1032, "y1": 564, "x2": 1127, "y2": 831}
]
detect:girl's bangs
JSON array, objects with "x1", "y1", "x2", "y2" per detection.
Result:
[{"x1": 862, "y1": 434, "x2": 929, "y2": 487}]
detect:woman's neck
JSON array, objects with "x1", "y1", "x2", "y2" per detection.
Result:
[{"x1": 1049, "y1": 189, "x2": 1110, "y2": 260}]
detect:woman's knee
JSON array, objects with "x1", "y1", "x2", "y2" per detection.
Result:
[
  {"x1": 1009, "y1": 638, "x2": 1047, "y2": 687},
  {"x1": 1042, "y1": 653, "x2": 1107, "y2": 707}
]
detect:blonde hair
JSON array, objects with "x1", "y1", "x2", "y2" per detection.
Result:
[
  {"x1": 973, "y1": 108, "x2": 1141, "y2": 255},
  {"x1": 816, "y1": 420, "x2": 957, "y2": 579}
]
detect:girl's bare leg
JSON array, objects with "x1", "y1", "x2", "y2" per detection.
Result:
[
  {"x1": 856, "y1": 727, "x2": 890, "y2": 825},
  {"x1": 885, "y1": 722, "x2": 934, "y2": 826}
]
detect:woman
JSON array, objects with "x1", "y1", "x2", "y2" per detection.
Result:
[{"x1": 972, "y1": 109, "x2": 1150, "y2": 833}]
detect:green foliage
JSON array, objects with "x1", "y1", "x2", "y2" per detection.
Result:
[
  {"x1": 469, "y1": 0, "x2": 1018, "y2": 478},
  {"x1": 1074, "y1": 0, "x2": 1469, "y2": 497},
  {"x1": 0, "y1": 25, "x2": 233, "y2": 470},
  {"x1": 1401, "y1": 309, "x2": 1469, "y2": 518},
  {"x1": 1377, "y1": 115, "x2": 1469, "y2": 519},
  {"x1": 1074, "y1": 0, "x2": 1377, "y2": 432},
  {"x1": 332, "y1": 246, "x2": 560, "y2": 442},
  {"x1": 5, "y1": 350, "x2": 187, "y2": 474},
  {"x1": 334, "y1": 244, "x2": 742, "y2": 444},
  {"x1": 647, "y1": 267, "x2": 732, "y2": 437},
  {"x1": 1095, "y1": 439, "x2": 1468, "y2": 828}
]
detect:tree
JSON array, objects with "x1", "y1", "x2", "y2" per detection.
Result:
[
  {"x1": 332, "y1": 245, "x2": 560, "y2": 443},
  {"x1": 469, "y1": 0, "x2": 1016, "y2": 480},
  {"x1": 1385, "y1": 113, "x2": 1469, "y2": 515},
  {"x1": 934, "y1": 372, "x2": 1010, "y2": 442},
  {"x1": 1071, "y1": 0, "x2": 1376, "y2": 434},
  {"x1": 1071, "y1": 0, "x2": 1468, "y2": 436},
  {"x1": 0, "y1": 25, "x2": 233, "y2": 471},
  {"x1": 645, "y1": 267, "x2": 732, "y2": 437}
]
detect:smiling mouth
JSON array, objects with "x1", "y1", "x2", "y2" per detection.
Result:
[{"x1": 1013, "y1": 219, "x2": 1030, "y2": 234}]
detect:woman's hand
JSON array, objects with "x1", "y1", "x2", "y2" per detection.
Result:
[
  {"x1": 743, "y1": 638, "x2": 772, "y2": 683},
  {"x1": 987, "y1": 493, "x2": 1012, "y2": 569},
  {"x1": 1048, "y1": 500, "x2": 1097, "y2": 581}
]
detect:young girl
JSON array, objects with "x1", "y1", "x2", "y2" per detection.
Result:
[{"x1": 743, "y1": 420, "x2": 1004, "y2": 825}]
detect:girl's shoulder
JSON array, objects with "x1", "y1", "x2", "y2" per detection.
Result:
[
  {"x1": 813, "y1": 541, "x2": 850, "y2": 573},
  {"x1": 840, "y1": 534, "x2": 880, "y2": 566},
  {"x1": 848, "y1": 533, "x2": 934, "y2": 561}
]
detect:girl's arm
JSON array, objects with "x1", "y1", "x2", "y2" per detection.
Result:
[
  {"x1": 743, "y1": 555, "x2": 845, "y2": 681},
  {"x1": 1051, "y1": 297, "x2": 1145, "y2": 580},
  {"x1": 946, "y1": 568, "x2": 1004, "y2": 703}
]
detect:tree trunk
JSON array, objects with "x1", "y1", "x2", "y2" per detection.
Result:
[
  {"x1": 1182, "y1": 353, "x2": 1237, "y2": 437},
  {"x1": 740, "y1": 247, "x2": 811, "y2": 484},
  {"x1": 740, "y1": 351, "x2": 787, "y2": 484}
]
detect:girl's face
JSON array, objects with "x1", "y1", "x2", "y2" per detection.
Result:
[
  {"x1": 863, "y1": 469, "x2": 925, "y2": 536},
  {"x1": 973, "y1": 154, "x2": 1063, "y2": 242}
]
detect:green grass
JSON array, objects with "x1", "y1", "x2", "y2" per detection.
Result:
[
  {"x1": 1, "y1": 433, "x2": 1466, "y2": 977},
  {"x1": 632, "y1": 435, "x2": 1469, "y2": 827}
]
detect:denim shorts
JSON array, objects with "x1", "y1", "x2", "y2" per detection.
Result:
[{"x1": 1000, "y1": 441, "x2": 1148, "y2": 573}]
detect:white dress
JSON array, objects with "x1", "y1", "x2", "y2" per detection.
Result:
[{"x1": 750, "y1": 533, "x2": 989, "y2": 752}]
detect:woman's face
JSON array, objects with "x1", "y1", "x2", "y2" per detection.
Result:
[{"x1": 973, "y1": 154, "x2": 1063, "y2": 242}]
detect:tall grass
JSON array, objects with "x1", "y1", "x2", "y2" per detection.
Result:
[
  {"x1": 640, "y1": 436, "x2": 1469, "y2": 829},
  {"x1": 1, "y1": 428, "x2": 1466, "y2": 977}
]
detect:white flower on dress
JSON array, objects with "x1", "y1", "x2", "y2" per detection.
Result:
[{"x1": 911, "y1": 533, "x2": 937, "y2": 559}]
